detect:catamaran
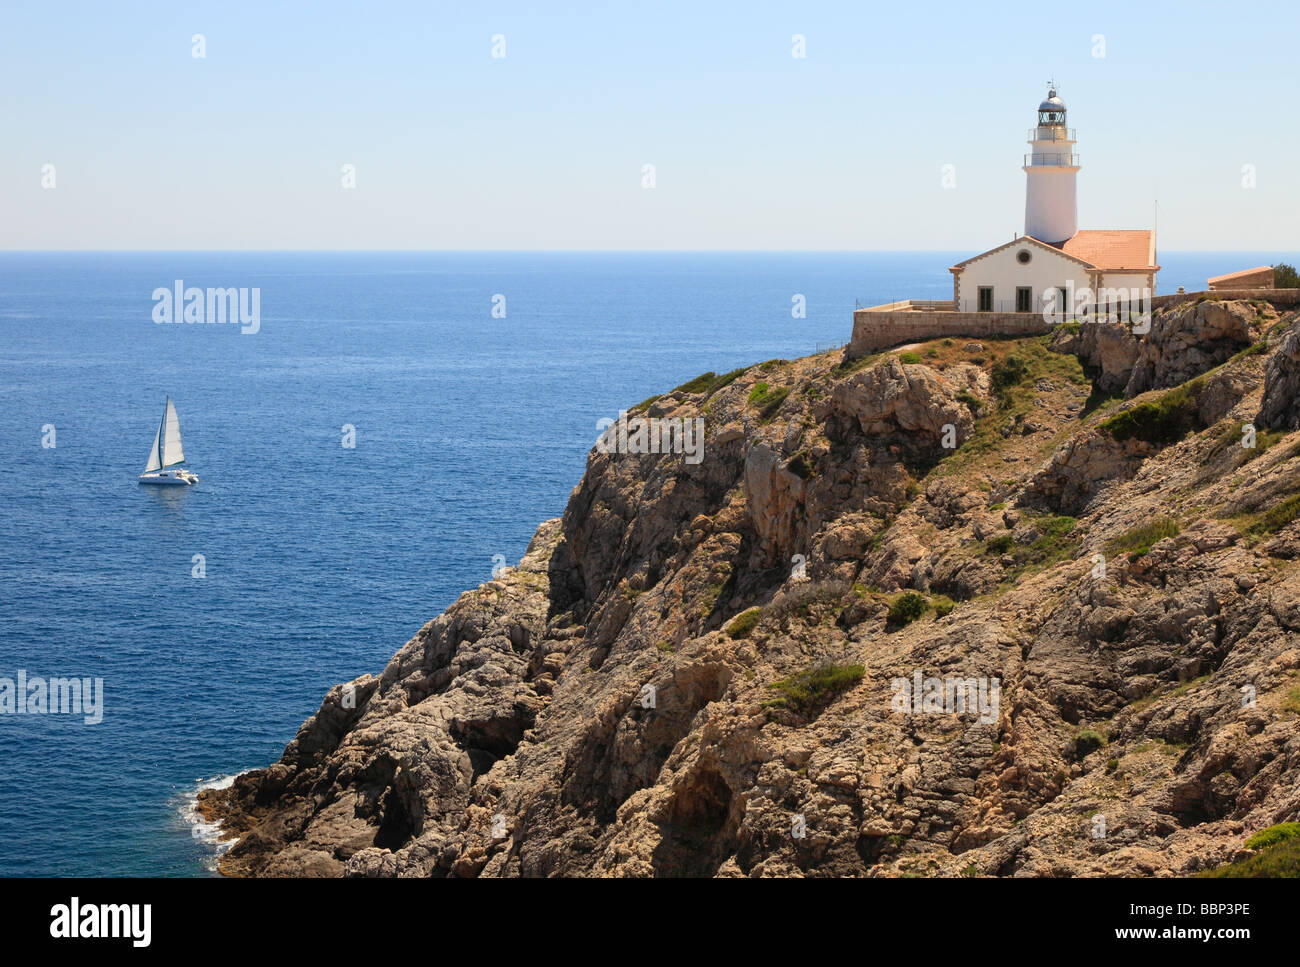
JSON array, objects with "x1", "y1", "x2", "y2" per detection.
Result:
[{"x1": 139, "y1": 396, "x2": 198, "y2": 486}]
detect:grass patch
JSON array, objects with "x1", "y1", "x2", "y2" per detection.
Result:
[
  {"x1": 1207, "y1": 421, "x2": 1287, "y2": 464},
  {"x1": 898, "y1": 351, "x2": 922, "y2": 364},
  {"x1": 1109, "y1": 517, "x2": 1181, "y2": 558},
  {"x1": 674, "y1": 371, "x2": 717, "y2": 394},
  {"x1": 765, "y1": 662, "x2": 865, "y2": 715},
  {"x1": 748, "y1": 381, "x2": 791, "y2": 421},
  {"x1": 956, "y1": 389, "x2": 982, "y2": 415},
  {"x1": 725, "y1": 607, "x2": 763, "y2": 640},
  {"x1": 673, "y1": 367, "x2": 748, "y2": 399},
  {"x1": 926, "y1": 335, "x2": 1089, "y2": 480},
  {"x1": 989, "y1": 515, "x2": 1080, "y2": 575},
  {"x1": 629, "y1": 395, "x2": 659, "y2": 413},
  {"x1": 1230, "y1": 340, "x2": 1270, "y2": 362},
  {"x1": 1245, "y1": 495, "x2": 1300, "y2": 537}
]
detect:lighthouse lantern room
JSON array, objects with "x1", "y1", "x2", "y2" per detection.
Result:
[{"x1": 1024, "y1": 86, "x2": 1080, "y2": 245}]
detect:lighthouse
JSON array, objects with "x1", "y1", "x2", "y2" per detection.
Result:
[{"x1": 1023, "y1": 86, "x2": 1079, "y2": 244}]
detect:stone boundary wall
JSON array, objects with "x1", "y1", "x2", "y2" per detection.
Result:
[
  {"x1": 1151, "y1": 288, "x2": 1300, "y2": 309},
  {"x1": 849, "y1": 305, "x2": 1050, "y2": 358},
  {"x1": 848, "y1": 290, "x2": 1300, "y2": 359}
]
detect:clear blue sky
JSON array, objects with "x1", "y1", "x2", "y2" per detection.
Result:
[{"x1": 2, "y1": 0, "x2": 1295, "y2": 250}]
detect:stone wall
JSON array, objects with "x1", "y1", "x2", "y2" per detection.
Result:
[
  {"x1": 848, "y1": 305, "x2": 1050, "y2": 358},
  {"x1": 847, "y1": 290, "x2": 1300, "y2": 359},
  {"x1": 1152, "y1": 288, "x2": 1300, "y2": 309}
]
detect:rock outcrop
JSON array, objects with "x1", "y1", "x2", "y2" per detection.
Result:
[
  {"x1": 202, "y1": 299, "x2": 1300, "y2": 878},
  {"x1": 1053, "y1": 298, "x2": 1265, "y2": 398},
  {"x1": 1258, "y1": 317, "x2": 1300, "y2": 430}
]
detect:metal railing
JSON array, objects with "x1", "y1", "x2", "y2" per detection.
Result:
[
  {"x1": 1028, "y1": 127, "x2": 1076, "y2": 142},
  {"x1": 1025, "y1": 152, "x2": 1079, "y2": 166},
  {"x1": 959, "y1": 297, "x2": 1050, "y2": 314}
]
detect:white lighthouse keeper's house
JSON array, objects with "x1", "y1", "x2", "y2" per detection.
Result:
[{"x1": 948, "y1": 86, "x2": 1159, "y2": 316}]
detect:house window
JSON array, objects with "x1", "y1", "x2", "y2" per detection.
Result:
[
  {"x1": 1016, "y1": 287, "x2": 1032, "y2": 312},
  {"x1": 978, "y1": 287, "x2": 994, "y2": 312}
]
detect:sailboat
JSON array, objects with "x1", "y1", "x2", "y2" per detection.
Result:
[{"x1": 139, "y1": 396, "x2": 198, "y2": 486}]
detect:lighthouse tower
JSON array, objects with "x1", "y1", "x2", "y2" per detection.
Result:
[{"x1": 1024, "y1": 86, "x2": 1079, "y2": 244}]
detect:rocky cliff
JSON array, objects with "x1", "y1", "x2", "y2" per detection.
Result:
[{"x1": 202, "y1": 296, "x2": 1300, "y2": 877}]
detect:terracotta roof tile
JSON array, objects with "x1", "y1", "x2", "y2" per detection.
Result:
[{"x1": 1053, "y1": 230, "x2": 1156, "y2": 271}]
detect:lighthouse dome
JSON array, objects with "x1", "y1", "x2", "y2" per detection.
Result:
[{"x1": 1038, "y1": 90, "x2": 1065, "y2": 111}]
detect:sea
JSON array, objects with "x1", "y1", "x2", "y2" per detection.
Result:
[{"x1": 0, "y1": 250, "x2": 1291, "y2": 876}]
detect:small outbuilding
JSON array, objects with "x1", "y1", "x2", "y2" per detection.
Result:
[{"x1": 1207, "y1": 266, "x2": 1275, "y2": 291}]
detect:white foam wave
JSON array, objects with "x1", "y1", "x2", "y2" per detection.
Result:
[{"x1": 178, "y1": 772, "x2": 249, "y2": 872}]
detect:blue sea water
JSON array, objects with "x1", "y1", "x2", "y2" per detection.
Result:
[{"x1": 0, "y1": 250, "x2": 1292, "y2": 877}]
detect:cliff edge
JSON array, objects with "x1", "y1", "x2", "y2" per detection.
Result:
[{"x1": 201, "y1": 297, "x2": 1300, "y2": 877}]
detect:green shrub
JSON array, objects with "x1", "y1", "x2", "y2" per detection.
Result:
[
  {"x1": 956, "y1": 390, "x2": 982, "y2": 415},
  {"x1": 765, "y1": 663, "x2": 865, "y2": 714},
  {"x1": 1100, "y1": 385, "x2": 1196, "y2": 444},
  {"x1": 1245, "y1": 822, "x2": 1300, "y2": 851},
  {"x1": 725, "y1": 607, "x2": 763, "y2": 640},
  {"x1": 1074, "y1": 729, "x2": 1107, "y2": 758},
  {"x1": 899, "y1": 352, "x2": 922, "y2": 364},
  {"x1": 747, "y1": 382, "x2": 791, "y2": 421},
  {"x1": 1275, "y1": 262, "x2": 1299, "y2": 288},
  {"x1": 931, "y1": 595, "x2": 956, "y2": 618},
  {"x1": 991, "y1": 355, "x2": 1030, "y2": 392},
  {"x1": 984, "y1": 533, "x2": 1014, "y2": 555},
  {"x1": 1197, "y1": 836, "x2": 1300, "y2": 877},
  {"x1": 786, "y1": 451, "x2": 814, "y2": 479},
  {"x1": 1109, "y1": 517, "x2": 1180, "y2": 557},
  {"x1": 887, "y1": 591, "x2": 927, "y2": 626},
  {"x1": 1247, "y1": 494, "x2": 1300, "y2": 536}
]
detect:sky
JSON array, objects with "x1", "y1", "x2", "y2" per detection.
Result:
[{"x1": 1, "y1": 0, "x2": 1296, "y2": 251}]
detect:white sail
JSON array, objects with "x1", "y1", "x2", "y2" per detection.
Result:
[
  {"x1": 143, "y1": 423, "x2": 162, "y2": 473},
  {"x1": 161, "y1": 397, "x2": 185, "y2": 467}
]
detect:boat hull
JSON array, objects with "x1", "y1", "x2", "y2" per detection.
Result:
[{"x1": 139, "y1": 469, "x2": 198, "y2": 486}]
